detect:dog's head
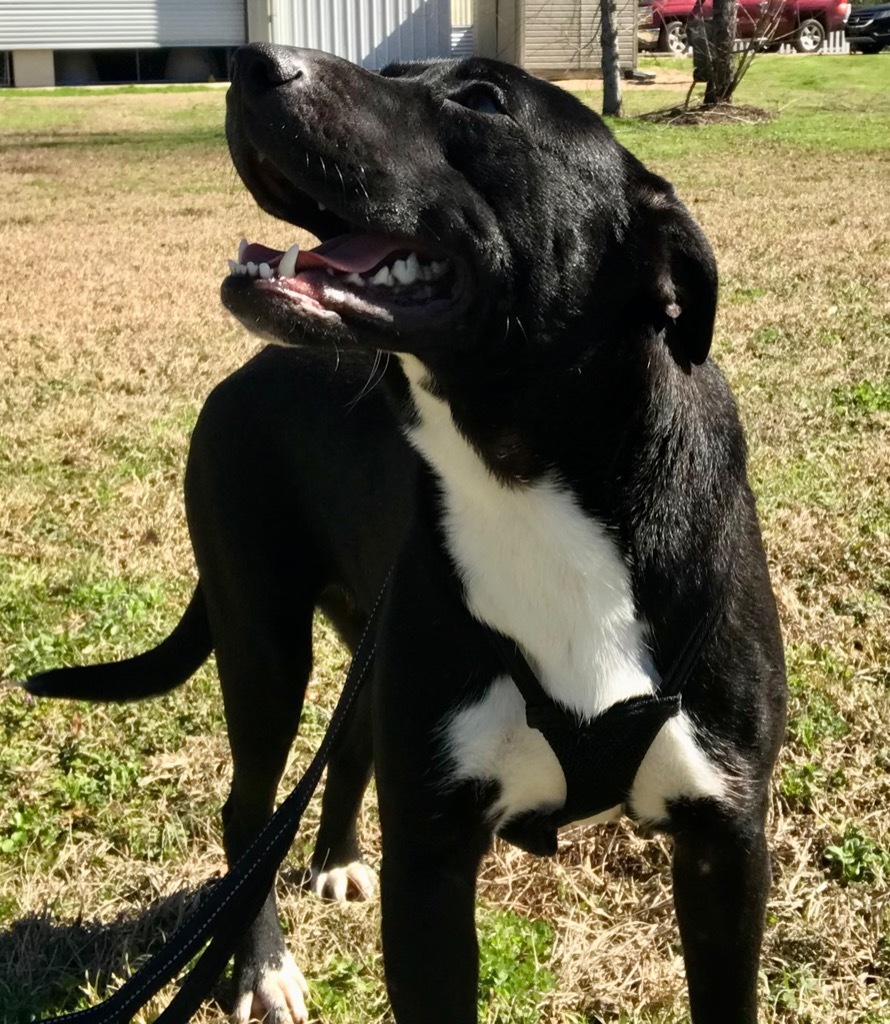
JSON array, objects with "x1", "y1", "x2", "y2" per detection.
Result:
[{"x1": 222, "y1": 45, "x2": 716, "y2": 370}]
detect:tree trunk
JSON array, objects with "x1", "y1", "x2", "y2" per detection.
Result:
[
  {"x1": 704, "y1": 0, "x2": 737, "y2": 105},
  {"x1": 600, "y1": 0, "x2": 623, "y2": 117}
]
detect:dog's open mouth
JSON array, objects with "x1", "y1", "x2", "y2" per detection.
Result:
[
  {"x1": 221, "y1": 134, "x2": 469, "y2": 339},
  {"x1": 220, "y1": 44, "x2": 488, "y2": 345},
  {"x1": 227, "y1": 233, "x2": 455, "y2": 323}
]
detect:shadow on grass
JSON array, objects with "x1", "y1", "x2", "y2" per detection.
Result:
[
  {"x1": 0, "y1": 129, "x2": 223, "y2": 154},
  {"x1": 0, "y1": 882, "x2": 234, "y2": 1023}
]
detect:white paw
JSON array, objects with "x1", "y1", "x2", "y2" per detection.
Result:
[
  {"x1": 232, "y1": 952, "x2": 310, "y2": 1024},
  {"x1": 308, "y1": 860, "x2": 377, "y2": 902}
]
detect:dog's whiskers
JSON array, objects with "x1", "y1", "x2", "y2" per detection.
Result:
[
  {"x1": 347, "y1": 351, "x2": 390, "y2": 410},
  {"x1": 323, "y1": 338, "x2": 342, "y2": 373},
  {"x1": 418, "y1": 217, "x2": 443, "y2": 243},
  {"x1": 334, "y1": 161, "x2": 347, "y2": 202},
  {"x1": 514, "y1": 315, "x2": 531, "y2": 351}
]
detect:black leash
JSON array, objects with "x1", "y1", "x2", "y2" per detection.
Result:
[{"x1": 38, "y1": 573, "x2": 390, "y2": 1024}]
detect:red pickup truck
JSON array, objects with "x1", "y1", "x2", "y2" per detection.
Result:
[{"x1": 639, "y1": 0, "x2": 851, "y2": 53}]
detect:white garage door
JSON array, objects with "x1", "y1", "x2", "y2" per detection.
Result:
[{"x1": 0, "y1": 0, "x2": 247, "y2": 50}]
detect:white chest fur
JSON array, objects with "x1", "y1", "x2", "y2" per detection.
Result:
[{"x1": 400, "y1": 356, "x2": 729, "y2": 828}]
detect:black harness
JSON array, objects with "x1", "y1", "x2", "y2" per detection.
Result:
[
  {"x1": 37, "y1": 572, "x2": 716, "y2": 1024},
  {"x1": 488, "y1": 604, "x2": 718, "y2": 855}
]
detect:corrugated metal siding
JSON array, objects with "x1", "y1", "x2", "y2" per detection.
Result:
[
  {"x1": 271, "y1": 0, "x2": 451, "y2": 68},
  {"x1": 522, "y1": 0, "x2": 636, "y2": 75},
  {"x1": 451, "y1": 24, "x2": 474, "y2": 53},
  {"x1": 155, "y1": 0, "x2": 246, "y2": 45},
  {"x1": 451, "y1": 0, "x2": 473, "y2": 24},
  {"x1": 0, "y1": 0, "x2": 246, "y2": 50}
]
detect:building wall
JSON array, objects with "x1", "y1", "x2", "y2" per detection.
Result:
[
  {"x1": 10, "y1": 50, "x2": 54, "y2": 87},
  {"x1": 270, "y1": 0, "x2": 451, "y2": 68},
  {"x1": 522, "y1": 0, "x2": 637, "y2": 76},
  {"x1": 452, "y1": 0, "x2": 474, "y2": 23},
  {"x1": 0, "y1": 0, "x2": 246, "y2": 50}
]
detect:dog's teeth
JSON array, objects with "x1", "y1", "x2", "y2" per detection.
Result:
[
  {"x1": 370, "y1": 266, "x2": 394, "y2": 287},
  {"x1": 228, "y1": 259, "x2": 239, "y2": 275},
  {"x1": 390, "y1": 253, "x2": 423, "y2": 285},
  {"x1": 430, "y1": 260, "x2": 448, "y2": 279},
  {"x1": 391, "y1": 258, "x2": 412, "y2": 285},
  {"x1": 259, "y1": 262, "x2": 273, "y2": 279},
  {"x1": 246, "y1": 261, "x2": 258, "y2": 278},
  {"x1": 345, "y1": 273, "x2": 366, "y2": 287},
  {"x1": 278, "y1": 243, "x2": 300, "y2": 279},
  {"x1": 238, "y1": 238, "x2": 248, "y2": 262},
  {"x1": 318, "y1": 202, "x2": 326, "y2": 211},
  {"x1": 405, "y1": 252, "x2": 421, "y2": 282}
]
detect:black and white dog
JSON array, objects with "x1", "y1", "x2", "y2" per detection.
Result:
[{"x1": 28, "y1": 43, "x2": 786, "y2": 1024}]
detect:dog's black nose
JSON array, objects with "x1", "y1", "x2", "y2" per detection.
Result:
[{"x1": 231, "y1": 44, "x2": 307, "y2": 91}]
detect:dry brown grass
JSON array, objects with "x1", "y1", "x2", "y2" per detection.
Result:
[{"x1": 1, "y1": 74, "x2": 888, "y2": 1023}]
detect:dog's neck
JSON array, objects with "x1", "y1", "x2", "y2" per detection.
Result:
[{"x1": 398, "y1": 354, "x2": 658, "y2": 719}]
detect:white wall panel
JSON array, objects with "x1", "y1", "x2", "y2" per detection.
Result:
[
  {"x1": 271, "y1": 0, "x2": 451, "y2": 68},
  {"x1": 451, "y1": 0, "x2": 473, "y2": 25},
  {"x1": 0, "y1": 0, "x2": 246, "y2": 50}
]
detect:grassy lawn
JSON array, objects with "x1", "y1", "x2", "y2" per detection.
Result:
[{"x1": 0, "y1": 54, "x2": 888, "y2": 1023}]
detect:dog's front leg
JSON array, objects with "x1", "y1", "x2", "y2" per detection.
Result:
[
  {"x1": 373, "y1": 529, "x2": 498, "y2": 1023},
  {"x1": 379, "y1": 814, "x2": 490, "y2": 1023},
  {"x1": 375, "y1": 686, "x2": 492, "y2": 1024},
  {"x1": 210, "y1": 592, "x2": 318, "y2": 1024},
  {"x1": 670, "y1": 801, "x2": 772, "y2": 1023}
]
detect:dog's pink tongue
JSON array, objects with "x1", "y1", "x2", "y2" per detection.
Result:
[
  {"x1": 242, "y1": 235, "x2": 403, "y2": 273},
  {"x1": 312, "y1": 235, "x2": 404, "y2": 272},
  {"x1": 241, "y1": 243, "x2": 283, "y2": 265}
]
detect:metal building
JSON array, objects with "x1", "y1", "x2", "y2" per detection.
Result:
[
  {"x1": 0, "y1": 0, "x2": 636, "y2": 88},
  {"x1": 0, "y1": 0, "x2": 452, "y2": 86},
  {"x1": 261, "y1": 0, "x2": 451, "y2": 68}
]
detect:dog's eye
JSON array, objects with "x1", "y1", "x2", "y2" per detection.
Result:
[{"x1": 451, "y1": 85, "x2": 507, "y2": 116}]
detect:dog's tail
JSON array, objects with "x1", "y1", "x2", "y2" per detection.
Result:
[{"x1": 22, "y1": 585, "x2": 212, "y2": 702}]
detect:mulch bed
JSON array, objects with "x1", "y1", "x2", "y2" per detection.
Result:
[{"x1": 638, "y1": 102, "x2": 776, "y2": 125}]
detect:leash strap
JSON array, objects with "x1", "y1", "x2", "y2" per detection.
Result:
[
  {"x1": 38, "y1": 573, "x2": 390, "y2": 1024},
  {"x1": 658, "y1": 603, "x2": 719, "y2": 699}
]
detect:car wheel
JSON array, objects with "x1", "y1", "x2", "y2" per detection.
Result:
[
  {"x1": 794, "y1": 18, "x2": 825, "y2": 52},
  {"x1": 661, "y1": 20, "x2": 689, "y2": 55},
  {"x1": 852, "y1": 41, "x2": 882, "y2": 53}
]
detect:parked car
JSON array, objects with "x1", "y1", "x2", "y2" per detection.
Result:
[
  {"x1": 846, "y1": 1, "x2": 890, "y2": 50},
  {"x1": 639, "y1": 0, "x2": 851, "y2": 54}
]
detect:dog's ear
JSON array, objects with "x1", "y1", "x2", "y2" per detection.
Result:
[{"x1": 635, "y1": 184, "x2": 718, "y2": 367}]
